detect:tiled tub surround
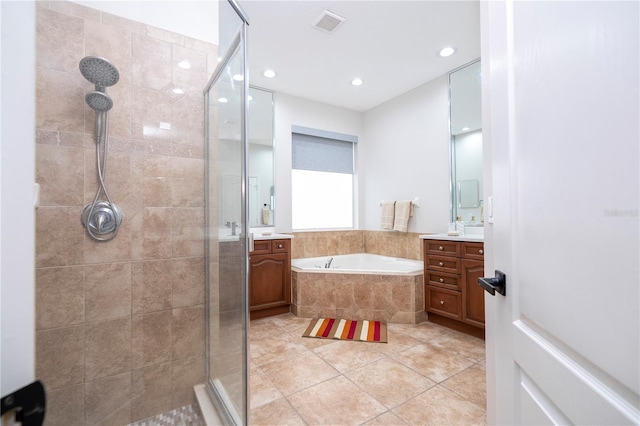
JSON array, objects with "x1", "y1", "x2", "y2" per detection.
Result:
[
  {"x1": 290, "y1": 231, "x2": 426, "y2": 324},
  {"x1": 34, "y1": 2, "x2": 216, "y2": 424},
  {"x1": 291, "y1": 270, "x2": 425, "y2": 324},
  {"x1": 291, "y1": 230, "x2": 424, "y2": 261}
]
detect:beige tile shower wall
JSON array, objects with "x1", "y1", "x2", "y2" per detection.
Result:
[
  {"x1": 34, "y1": 3, "x2": 216, "y2": 424},
  {"x1": 290, "y1": 230, "x2": 423, "y2": 261}
]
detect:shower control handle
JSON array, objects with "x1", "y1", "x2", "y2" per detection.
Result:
[
  {"x1": 96, "y1": 211, "x2": 107, "y2": 231},
  {"x1": 81, "y1": 201, "x2": 123, "y2": 241}
]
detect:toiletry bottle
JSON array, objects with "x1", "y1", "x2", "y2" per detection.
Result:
[{"x1": 261, "y1": 204, "x2": 270, "y2": 225}]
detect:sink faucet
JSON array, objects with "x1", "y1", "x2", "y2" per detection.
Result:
[
  {"x1": 325, "y1": 257, "x2": 333, "y2": 269},
  {"x1": 225, "y1": 221, "x2": 239, "y2": 236}
]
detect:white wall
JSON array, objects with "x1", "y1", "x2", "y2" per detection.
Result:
[
  {"x1": 273, "y1": 93, "x2": 363, "y2": 232},
  {"x1": 73, "y1": 1, "x2": 218, "y2": 44},
  {"x1": 1, "y1": 1, "x2": 36, "y2": 397},
  {"x1": 361, "y1": 75, "x2": 451, "y2": 233},
  {"x1": 273, "y1": 76, "x2": 452, "y2": 234}
]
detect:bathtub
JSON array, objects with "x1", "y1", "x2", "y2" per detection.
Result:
[
  {"x1": 291, "y1": 253, "x2": 423, "y2": 274},
  {"x1": 291, "y1": 253, "x2": 425, "y2": 324}
]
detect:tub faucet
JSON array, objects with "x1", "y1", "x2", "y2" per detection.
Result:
[{"x1": 325, "y1": 257, "x2": 333, "y2": 269}]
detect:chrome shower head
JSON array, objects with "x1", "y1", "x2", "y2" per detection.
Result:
[
  {"x1": 79, "y1": 56, "x2": 120, "y2": 88},
  {"x1": 85, "y1": 90, "x2": 113, "y2": 112}
]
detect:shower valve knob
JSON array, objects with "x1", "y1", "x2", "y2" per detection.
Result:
[{"x1": 82, "y1": 201, "x2": 123, "y2": 239}]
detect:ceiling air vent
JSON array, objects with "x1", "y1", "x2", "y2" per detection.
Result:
[{"x1": 312, "y1": 10, "x2": 346, "y2": 34}]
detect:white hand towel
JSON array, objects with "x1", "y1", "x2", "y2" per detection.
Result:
[
  {"x1": 393, "y1": 200, "x2": 413, "y2": 232},
  {"x1": 381, "y1": 201, "x2": 395, "y2": 229}
]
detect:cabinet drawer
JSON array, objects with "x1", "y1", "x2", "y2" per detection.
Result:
[
  {"x1": 272, "y1": 239, "x2": 290, "y2": 253},
  {"x1": 251, "y1": 240, "x2": 271, "y2": 254},
  {"x1": 462, "y1": 242, "x2": 484, "y2": 260},
  {"x1": 426, "y1": 255, "x2": 460, "y2": 274},
  {"x1": 426, "y1": 287, "x2": 462, "y2": 320},
  {"x1": 426, "y1": 271, "x2": 460, "y2": 291},
  {"x1": 425, "y1": 240, "x2": 460, "y2": 257}
]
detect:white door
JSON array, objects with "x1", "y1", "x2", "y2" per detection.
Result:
[{"x1": 481, "y1": 1, "x2": 639, "y2": 424}]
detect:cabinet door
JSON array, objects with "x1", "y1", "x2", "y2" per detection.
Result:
[
  {"x1": 249, "y1": 253, "x2": 290, "y2": 309},
  {"x1": 462, "y1": 259, "x2": 485, "y2": 327}
]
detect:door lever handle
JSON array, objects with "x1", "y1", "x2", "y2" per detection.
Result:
[{"x1": 478, "y1": 270, "x2": 506, "y2": 296}]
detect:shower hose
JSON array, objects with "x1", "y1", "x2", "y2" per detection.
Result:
[{"x1": 85, "y1": 111, "x2": 119, "y2": 241}]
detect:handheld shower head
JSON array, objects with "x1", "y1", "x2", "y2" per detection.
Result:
[
  {"x1": 85, "y1": 91, "x2": 113, "y2": 112},
  {"x1": 79, "y1": 56, "x2": 120, "y2": 88}
]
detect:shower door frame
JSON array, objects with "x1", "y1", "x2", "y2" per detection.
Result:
[{"x1": 203, "y1": 0, "x2": 250, "y2": 424}]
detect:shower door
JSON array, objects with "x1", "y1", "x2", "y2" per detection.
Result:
[{"x1": 204, "y1": 1, "x2": 249, "y2": 424}]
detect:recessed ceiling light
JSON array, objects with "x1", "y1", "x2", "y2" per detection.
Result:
[
  {"x1": 218, "y1": 97, "x2": 228, "y2": 103},
  {"x1": 351, "y1": 78, "x2": 364, "y2": 86},
  {"x1": 438, "y1": 47, "x2": 456, "y2": 57},
  {"x1": 172, "y1": 88, "x2": 184, "y2": 95},
  {"x1": 178, "y1": 60, "x2": 191, "y2": 69},
  {"x1": 233, "y1": 74, "x2": 244, "y2": 81},
  {"x1": 462, "y1": 126, "x2": 470, "y2": 131},
  {"x1": 263, "y1": 69, "x2": 276, "y2": 78}
]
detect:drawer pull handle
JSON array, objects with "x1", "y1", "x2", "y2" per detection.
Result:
[
  {"x1": 438, "y1": 262, "x2": 444, "y2": 267},
  {"x1": 440, "y1": 300, "x2": 445, "y2": 305},
  {"x1": 277, "y1": 244, "x2": 283, "y2": 249},
  {"x1": 439, "y1": 278, "x2": 444, "y2": 283},
  {"x1": 479, "y1": 249, "x2": 484, "y2": 254},
  {"x1": 438, "y1": 246, "x2": 444, "y2": 251}
]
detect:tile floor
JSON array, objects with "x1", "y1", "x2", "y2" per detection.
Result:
[{"x1": 249, "y1": 313, "x2": 486, "y2": 425}]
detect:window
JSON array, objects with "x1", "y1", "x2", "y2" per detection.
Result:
[{"x1": 291, "y1": 126, "x2": 357, "y2": 229}]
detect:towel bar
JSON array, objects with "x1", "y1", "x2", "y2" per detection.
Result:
[{"x1": 379, "y1": 197, "x2": 420, "y2": 207}]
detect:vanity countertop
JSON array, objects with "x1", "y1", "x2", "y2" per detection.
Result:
[
  {"x1": 254, "y1": 233, "x2": 294, "y2": 241},
  {"x1": 419, "y1": 233, "x2": 484, "y2": 242}
]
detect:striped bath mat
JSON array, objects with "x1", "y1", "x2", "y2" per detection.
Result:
[{"x1": 302, "y1": 318, "x2": 387, "y2": 343}]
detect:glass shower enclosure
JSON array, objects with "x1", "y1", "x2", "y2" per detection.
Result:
[{"x1": 204, "y1": 1, "x2": 249, "y2": 424}]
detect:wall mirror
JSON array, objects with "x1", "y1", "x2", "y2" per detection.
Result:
[
  {"x1": 449, "y1": 59, "x2": 483, "y2": 225},
  {"x1": 248, "y1": 87, "x2": 275, "y2": 227},
  {"x1": 218, "y1": 86, "x2": 274, "y2": 231}
]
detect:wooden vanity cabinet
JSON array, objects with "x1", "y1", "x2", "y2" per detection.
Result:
[
  {"x1": 424, "y1": 239, "x2": 485, "y2": 339},
  {"x1": 249, "y1": 239, "x2": 291, "y2": 320}
]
